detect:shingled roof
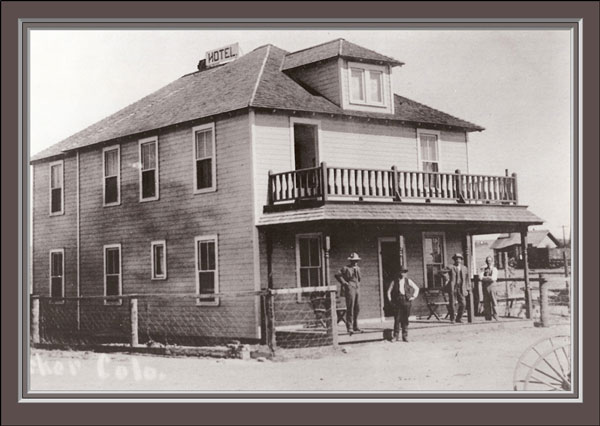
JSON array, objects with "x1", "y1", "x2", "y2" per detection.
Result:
[
  {"x1": 281, "y1": 38, "x2": 404, "y2": 70},
  {"x1": 490, "y1": 230, "x2": 560, "y2": 250},
  {"x1": 258, "y1": 203, "x2": 544, "y2": 227},
  {"x1": 32, "y1": 39, "x2": 483, "y2": 162}
]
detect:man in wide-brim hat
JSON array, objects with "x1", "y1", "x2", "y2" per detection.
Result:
[
  {"x1": 335, "y1": 252, "x2": 363, "y2": 335},
  {"x1": 386, "y1": 266, "x2": 420, "y2": 342},
  {"x1": 448, "y1": 252, "x2": 471, "y2": 323}
]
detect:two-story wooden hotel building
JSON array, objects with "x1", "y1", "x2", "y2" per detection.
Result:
[{"x1": 31, "y1": 39, "x2": 543, "y2": 342}]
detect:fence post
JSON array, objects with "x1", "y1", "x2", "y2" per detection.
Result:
[
  {"x1": 32, "y1": 297, "x2": 40, "y2": 344},
  {"x1": 538, "y1": 273, "x2": 549, "y2": 327},
  {"x1": 521, "y1": 229, "x2": 532, "y2": 319},
  {"x1": 320, "y1": 162, "x2": 328, "y2": 202},
  {"x1": 265, "y1": 290, "x2": 277, "y2": 352},
  {"x1": 329, "y1": 290, "x2": 339, "y2": 347},
  {"x1": 130, "y1": 297, "x2": 138, "y2": 347}
]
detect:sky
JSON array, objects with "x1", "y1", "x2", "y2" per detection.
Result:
[{"x1": 29, "y1": 29, "x2": 572, "y2": 241}]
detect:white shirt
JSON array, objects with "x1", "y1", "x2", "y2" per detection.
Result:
[
  {"x1": 388, "y1": 277, "x2": 420, "y2": 299},
  {"x1": 481, "y1": 265, "x2": 498, "y2": 282}
]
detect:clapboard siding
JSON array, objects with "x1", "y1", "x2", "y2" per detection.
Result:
[
  {"x1": 287, "y1": 59, "x2": 341, "y2": 105},
  {"x1": 253, "y1": 111, "x2": 468, "y2": 216},
  {"x1": 33, "y1": 113, "x2": 258, "y2": 338},
  {"x1": 439, "y1": 130, "x2": 469, "y2": 173},
  {"x1": 32, "y1": 155, "x2": 78, "y2": 297},
  {"x1": 260, "y1": 224, "x2": 468, "y2": 320},
  {"x1": 340, "y1": 59, "x2": 394, "y2": 114}
]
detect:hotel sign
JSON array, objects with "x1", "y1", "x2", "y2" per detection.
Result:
[{"x1": 205, "y1": 43, "x2": 240, "y2": 68}]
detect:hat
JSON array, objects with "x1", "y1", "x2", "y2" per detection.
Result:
[
  {"x1": 452, "y1": 253, "x2": 464, "y2": 260},
  {"x1": 347, "y1": 252, "x2": 361, "y2": 261}
]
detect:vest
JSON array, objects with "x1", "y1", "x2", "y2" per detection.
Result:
[{"x1": 392, "y1": 277, "x2": 415, "y2": 301}]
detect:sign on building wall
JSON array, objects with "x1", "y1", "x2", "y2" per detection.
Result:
[{"x1": 205, "y1": 43, "x2": 240, "y2": 68}]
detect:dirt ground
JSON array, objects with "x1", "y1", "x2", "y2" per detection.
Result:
[{"x1": 29, "y1": 321, "x2": 570, "y2": 393}]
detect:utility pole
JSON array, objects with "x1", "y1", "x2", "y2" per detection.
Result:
[{"x1": 561, "y1": 225, "x2": 567, "y2": 247}]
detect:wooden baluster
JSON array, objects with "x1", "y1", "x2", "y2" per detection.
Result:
[
  {"x1": 375, "y1": 171, "x2": 381, "y2": 196},
  {"x1": 398, "y1": 170, "x2": 404, "y2": 198}
]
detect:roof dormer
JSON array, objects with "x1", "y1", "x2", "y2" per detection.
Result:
[{"x1": 282, "y1": 38, "x2": 403, "y2": 114}]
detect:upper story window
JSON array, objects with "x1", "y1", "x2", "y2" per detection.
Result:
[
  {"x1": 49, "y1": 160, "x2": 64, "y2": 215},
  {"x1": 103, "y1": 145, "x2": 121, "y2": 206},
  {"x1": 349, "y1": 62, "x2": 385, "y2": 107},
  {"x1": 139, "y1": 137, "x2": 159, "y2": 201},
  {"x1": 418, "y1": 130, "x2": 440, "y2": 172},
  {"x1": 193, "y1": 123, "x2": 216, "y2": 194}
]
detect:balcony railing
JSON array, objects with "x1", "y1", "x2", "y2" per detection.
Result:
[{"x1": 267, "y1": 162, "x2": 519, "y2": 206}]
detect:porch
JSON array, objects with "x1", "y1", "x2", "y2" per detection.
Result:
[{"x1": 258, "y1": 192, "x2": 544, "y2": 348}]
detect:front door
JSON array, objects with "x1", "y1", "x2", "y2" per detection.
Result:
[{"x1": 379, "y1": 238, "x2": 400, "y2": 318}]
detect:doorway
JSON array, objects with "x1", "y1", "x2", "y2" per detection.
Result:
[
  {"x1": 293, "y1": 123, "x2": 318, "y2": 170},
  {"x1": 378, "y1": 237, "x2": 402, "y2": 318}
]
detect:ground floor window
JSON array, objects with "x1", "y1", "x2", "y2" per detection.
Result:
[
  {"x1": 423, "y1": 233, "x2": 446, "y2": 289},
  {"x1": 104, "y1": 244, "x2": 122, "y2": 304},
  {"x1": 49, "y1": 249, "x2": 64, "y2": 299},
  {"x1": 296, "y1": 234, "x2": 323, "y2": 288},
  {"x1": 195, "y1": 235, "x2": 219, "y2": 306},
  {"x1": 151, "y1": 240, "x2": 166, "y2": 280}
]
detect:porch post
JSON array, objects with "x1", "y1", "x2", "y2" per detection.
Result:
[
  {"x1": 266, "y1": 230, "x2": 273, "y2": 290},
  {"x1": 464, "y1": 233, "x2": 474, "y2": 323},
  {"x1": 520, "y1": 228, "x2": 532, "y2": 319}
]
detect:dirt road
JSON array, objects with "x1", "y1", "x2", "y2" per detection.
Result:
[{"x1": 30, "y1": 321, "x2": 570, "y2": 393}]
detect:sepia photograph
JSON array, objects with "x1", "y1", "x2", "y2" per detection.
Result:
[{"x1": 26, "y1": 25, "x2": 576, "y2": 398}]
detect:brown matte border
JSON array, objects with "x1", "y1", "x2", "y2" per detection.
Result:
[{"x1": 2, "y1": 1, "x2": 598, "y2": 425}]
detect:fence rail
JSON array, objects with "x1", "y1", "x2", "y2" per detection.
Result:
[
  {"x1": 268, "y1": 162, "x2": 518, "y2": 206},
  {"x1": 31, "y1": 287, "x2": 339, "y2": 351}
]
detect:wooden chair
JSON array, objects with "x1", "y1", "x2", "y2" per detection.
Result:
[
  {"x1": 423, "y1": 289, "x2": 450, "y2": 321},
  {"x1": 310, "y1": 294, "x2": 347, "y2": 328}
]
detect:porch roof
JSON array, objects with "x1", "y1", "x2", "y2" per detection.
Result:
[{"x1": 257, "y1": 202, "x2": 544, "y2": 228}]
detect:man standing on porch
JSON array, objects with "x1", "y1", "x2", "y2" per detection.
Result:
[
  {"x1": 386, "y1": 267, "x2": 420, "y2": 342},
  {"x1": 481, "y1": 256, "x2": 499, "y2": 321},
  {"x1": 335, "y1": 253, "x2": 363, "y2": 335},
  {"x1": 448, "y1": 253, "x2": 471, "y2": 323}
]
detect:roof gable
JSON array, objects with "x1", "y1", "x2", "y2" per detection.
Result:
[
  {"x1": 281, "y1": 38, "x2": 404, "y2": 70},
  {"x1": 490, "y1": 230, "x2": 558, "y2": 250}
]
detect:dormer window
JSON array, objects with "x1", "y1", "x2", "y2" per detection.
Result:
[{"x1": 348, "y1": 62, "x2": 385, "y2": 107}]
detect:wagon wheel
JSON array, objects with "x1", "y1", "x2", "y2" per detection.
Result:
[{"x1": 513, "y1": 335, "x2": 571, "y2": 391}]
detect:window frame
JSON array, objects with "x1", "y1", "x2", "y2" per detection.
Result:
[
  {"x1": 102, "y1": 145, "x2": 121, "y2": 207},
  {"x1": 421, "y1": 232, "x2": 447, "y2": 289},
  {"x1": 138, "y1": 136, "x2": 159, "y2": 202},
  {"x1": 192, "y1": 123, "x2": 217, "y2": 194},
  {"x1": 194, "y1": 235, "x2": 219, "y2": 306},
  {"x1": 103, "y1": 243, "x2": 122, "y2": 305},
  {"x1": 347, "y1": 62, "x2": 387, "y2": 107},
  {"x1": 49, "y1": 249, "x2": 65, "y2": 303},
  {"x1": 150, "y1": 240, "x2": 167, "y2": 280},
  {"x1": 295, "y1": 233, "x2": 325, "y2": 290},
  {"x1": 416, "y1": 129, "x2": 442, "y2": 172},
  {"x1": 48, "y1": 160, "x2": 64, "y2": 216}
]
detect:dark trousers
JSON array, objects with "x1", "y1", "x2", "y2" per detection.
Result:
[
  {"x1": 455, "y1": 292, "x2": 467, "y2": 321},
  {"x1": 393, "y1": 299, "x2": 412, "y2": 337},
  {"x1": 344, "y1": 286, "x2": 360, "y2": 331},
  {"x1": 482, "y1": 283, "x2": 498, "y2": 320},
  {"x1": 447, "y1": 290, "x2": 467, "y2": 321}
]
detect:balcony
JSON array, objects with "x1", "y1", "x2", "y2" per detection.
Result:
[{"x1": 266, "y1": 162, "x2": 519, "y2": 210}]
